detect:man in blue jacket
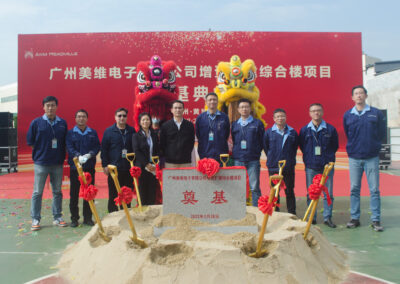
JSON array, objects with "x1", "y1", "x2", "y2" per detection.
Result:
[
  {"x1": 101, "y1": 108, "x2": 136, "y2": 213},
  {"x1": 343, "y1": 85, "x2": 386, "y2": 232},
  {"x1": 299, "y1": 103, "x2": 338, "y2": 228},
  {"x1": 195, "y1": 93, "x2": 230, "y2": 162},
  {"x1": 264, "y1": 108, "x2": 299, "y2": 215},
  {"x1": 27, "y1": 96, "x2": 68, "y2": 231},
  {"x1": 231, "y1": 98, "x2": 265, "y2": 206},
  {"x1": 66, "y1": 109, "x2": 100, "y2": 227}
]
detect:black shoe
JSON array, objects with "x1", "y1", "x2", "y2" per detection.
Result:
[
  {"x1": 371, "y1": 221, "x2": 384, "y2": 232},
  {"x1": 324, "y1": 218, "x2": 337, "y2": 228},
  {"x1": 70, "y1": 220, "x2": 79, "y2": 228},
  {"x1": 83, "y1": 220, "x2": 95, "y2": 226},
  {"x1": 346, "y1": 219, "x2": 360, "y2": 228},
  {"x1": 312, "y1": 220, "x2": 317, "y2": 225},
  {"x1": 275, "y1": 206, "x2": 280, "y2": 212}
]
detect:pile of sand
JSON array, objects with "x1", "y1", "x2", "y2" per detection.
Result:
[{"x1": 58, "y1": 206, "x2": 348, "y2": 283}]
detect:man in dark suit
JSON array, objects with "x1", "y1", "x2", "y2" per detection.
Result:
[{"x1": 160, "y1": 100, "x2": 195, "y2": 168}]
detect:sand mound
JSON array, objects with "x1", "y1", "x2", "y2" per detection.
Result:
[{"x1": 58, "y1": 206, "x2": 348, "y2": 283}]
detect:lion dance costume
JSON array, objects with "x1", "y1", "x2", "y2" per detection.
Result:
[
  {"x1": 133, "y1": 55, "x2": 179, "y2": 130},
  {"x1": 215, "y1": 55, "x2": 266, "y2": 126}
]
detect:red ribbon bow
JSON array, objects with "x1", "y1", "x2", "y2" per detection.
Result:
[
  {"x1": 258, "y1": 195, "x2": 280, "y2": 216},
  {"x1": 129, "y1": 166, "x2": 142, "y2": 178},
  {"x1": 114, "y1": 186, "x2": 135, "y2": 206},
  {"x1": 271, "y1": 174, "x2": 286, "y2": 190},
  {"x1": 156, "y1": 164, "x2": 162, "y2": 181},
  {"x1": 307, "y1": 174, "x2": 332, "y2": 205},
  {"x1": 77, "y1": 172, "x2": 98, "y2": 201},
  {"x1": 197, "y1": 158, "x2": 220, "y2": 178}
]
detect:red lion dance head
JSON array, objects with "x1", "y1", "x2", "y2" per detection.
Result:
[{"x1": 134, "y1": 55, "x2": 179, "y2": 131}]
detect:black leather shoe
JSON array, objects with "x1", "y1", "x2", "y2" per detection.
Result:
[
  {"x1": 346, "y1": 219, "x2": 360, "y2": 228},
  {"x1": 83, "y1": 220, "x2": 95, "y2": 226},
  {"x1": 70, "y1": 220, "x2": 79, "y2": 228},
  {"x1": 324, "y1": 218, "x2": 337, "y2": 228},
  {"x1": 371, "y1": 221, "x2": 384, "y2": 232},
  {"x1": 312, "y1": 220, "x2": 317, "y2": 225}
]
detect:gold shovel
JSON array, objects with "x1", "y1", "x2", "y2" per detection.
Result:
[
  {"x1": 125, "y1": 153, "x2": 145, "y2": 212},
  {"x1": 220, "y1": 154, "x2": 230, "y2": 167},
  {"x1": 303, "y1": 162, "x2": 334, "y2": 240},
  {"x1": 108, "y1": 165, "x2": 148, "y2": 248},
  {"x1": 273, "y1": 160, "x2": 286, "y2": 207},
  {"x1": 72, "y1": 157, "x2": 111, "y2": 242},
  {"x1": 249, "y1": 174, "x2": 283, "y2": 258}
]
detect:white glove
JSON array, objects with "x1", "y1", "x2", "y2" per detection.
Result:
[
  {"x1": 78, "y1": 155, "x2": 87, "y2": 164},
  {"x1": 83, "y1": 153, "x2": 91, "y2": 160}
]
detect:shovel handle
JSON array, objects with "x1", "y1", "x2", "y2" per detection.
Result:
[
  {"x1": 73, "y1": 157, "x2": 86, "y2": 185},
  {"x1": 151, "y1": 156, "x2": 160, "y2": 165},
  {"x1": 220, "y1": 154, "x2": 230, "y2": 168},
  {"x1": 108, "y1": 165, "x2": 121, "y2": 193},
  {"x1": 126, "y1": 153, "x2": 136, "y2": 168},
  {"x1": 278, "y1": 160, "x2": 286, "y2": 176}
]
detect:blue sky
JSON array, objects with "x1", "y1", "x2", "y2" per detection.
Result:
[{"x1": 0, "y1": 0, "x2": 399, "y2": 85}]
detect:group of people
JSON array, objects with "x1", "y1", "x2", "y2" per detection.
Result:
[{"x1": 27, "y1": 85, "x2": 385, "y2": 232}]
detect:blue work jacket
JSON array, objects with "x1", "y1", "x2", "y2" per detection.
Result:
[
  {"x1": 231, "y1": 116, "x2": 265, "y2": 162},
  {"x1": 343, "y1": 105, "x2": 386, "y2": 159},
  {"x1": 299, "y1": 120, "x2": 338, "y2": 170},
  {"x1": 66, "y1": 126, "x2": 101, "y2": 170},
  {"x1": 264, "y1": 124, "x2": 299, "y2": 172},
  {"x1": 26, "y1": 115, "x2": 68, "y2": 166},
  {"x1": 195, "y1": 111, "x2": 230, "y2": 160}
]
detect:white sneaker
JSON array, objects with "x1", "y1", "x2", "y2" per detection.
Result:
[
  {"x1": 53, "y1": 217, "x2": 68, "y2": 227},
  {"x1": 31, "y1": 219, "x2": 41, "y2": 231}
]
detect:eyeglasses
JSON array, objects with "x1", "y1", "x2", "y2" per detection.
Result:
[{"x1": 117, "y1": 114, "x2": 127, "y2": 118}]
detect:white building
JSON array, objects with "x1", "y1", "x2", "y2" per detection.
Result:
[
  {"x1": 363, "y1": 54, "x2": 400, "y2": 161},
  {"x1": 0, "y1": 83, "x2": 17, "y2": 113}
]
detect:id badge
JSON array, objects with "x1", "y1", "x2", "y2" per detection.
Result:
[
  {"x1": 122, "y1": 149, "x2": 127, "y2": 158},
  {"x1": 241, "y1": 140, "x2": 247, "y2": 149},
  {"x1": 315, "y1": 146, "x2": 321, "y2": 156},
  {"x1": 209, "y1": 132, "x2": 214, "y2": 141},
  {"x1": 52, "y1": 138, "x2": 57, "y2": 149}
]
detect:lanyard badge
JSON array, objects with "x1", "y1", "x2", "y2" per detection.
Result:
[
  {"x1": 122, "y1": 149, "x2": 127, "y2": 158},
  {"x1": 241, "y1": 140, "x2": 247, "y2": 149},
  {"x1": 209, "y1": 131, "x2": 214, "y2": 141},
  {"x1": 314, "y1": 146, "x2": 321, "y2": 156},
  {"x1": 52, "y1": 138, "x2": 57, "y2": 149}
]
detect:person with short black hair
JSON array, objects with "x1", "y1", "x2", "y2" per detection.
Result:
[
  {"x1": 231, "y1": 98, "x2": 265, "y2": 206},
  {"x1": 101, "y1": 108, "x2": 136, "y2": 213},
  {"x1": 27, "y1": 96, "x2": 68, "y2": 231},
  {"x1": 160, "y1": 100, "x2": 195, "y2": 168},
  {"x1": 299, "y1": 103, "x2": 338, "y2": 227},
  {"x1": 195, "y1": 93, "x2": 230, "y2": 161},
  {"x1": 343, "y1": 85, "x2": 386, "y2": 232},
  {"x1": 66, "y1": 109, "x2": 101, "y2": 227},
  {"x1": 264, "y1": 108, "x2": 299, "y2": 215}
]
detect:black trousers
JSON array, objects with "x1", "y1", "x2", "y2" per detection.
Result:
[
  {"x1": 138, "y1": 169, "x2": 159, "y2": 205},
  {"x1": 268, "y1": 169, "x2": 296, "y2": 215},
  {"x1": 107, "y1": 170, "x2": 133, "y2": 213},
  {"x1": 69, "y1": 168, "x2": 95, "y2": 222}
]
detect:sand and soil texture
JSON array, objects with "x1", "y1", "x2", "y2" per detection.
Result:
[{"x1": 58, "y1": 206, "x2": 348, "y2": 284}]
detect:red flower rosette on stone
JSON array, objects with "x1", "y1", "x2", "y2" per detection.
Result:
[
  {"x1": 307, "y1": 174, "x2": 332, "y2": 205},
  {"x1": 129, "y1": 166, "x2": 142, "y2": 179},
  {"x1": 271, "y1": 174, "x2": 286, "y2": 190},
  {"x1": 258, "y1": 195, "x2": 280, "y2": 216},
  {"x1": 114, "y1": 186, "x2": 135, "y2": 206},
  {"x1": 197, "y1": 158, "x2": 220, "y2": 178}
]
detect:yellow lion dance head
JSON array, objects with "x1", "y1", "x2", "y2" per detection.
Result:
[{"x1": 214, "y1": 55, "x2": 266, "y2": 126}]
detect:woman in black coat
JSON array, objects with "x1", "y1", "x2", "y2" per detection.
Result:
[{"x1": 132, "y1": 112, "x2": 160, "y2": 205}]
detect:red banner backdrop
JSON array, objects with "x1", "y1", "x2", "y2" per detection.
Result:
[{"x1": 18, "y1": 31, "x2": 362, "y2": 164}]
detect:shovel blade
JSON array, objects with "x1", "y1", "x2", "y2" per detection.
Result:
[{"x1": 130, "y1": 236, "x2": 148, "y2": 248}]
